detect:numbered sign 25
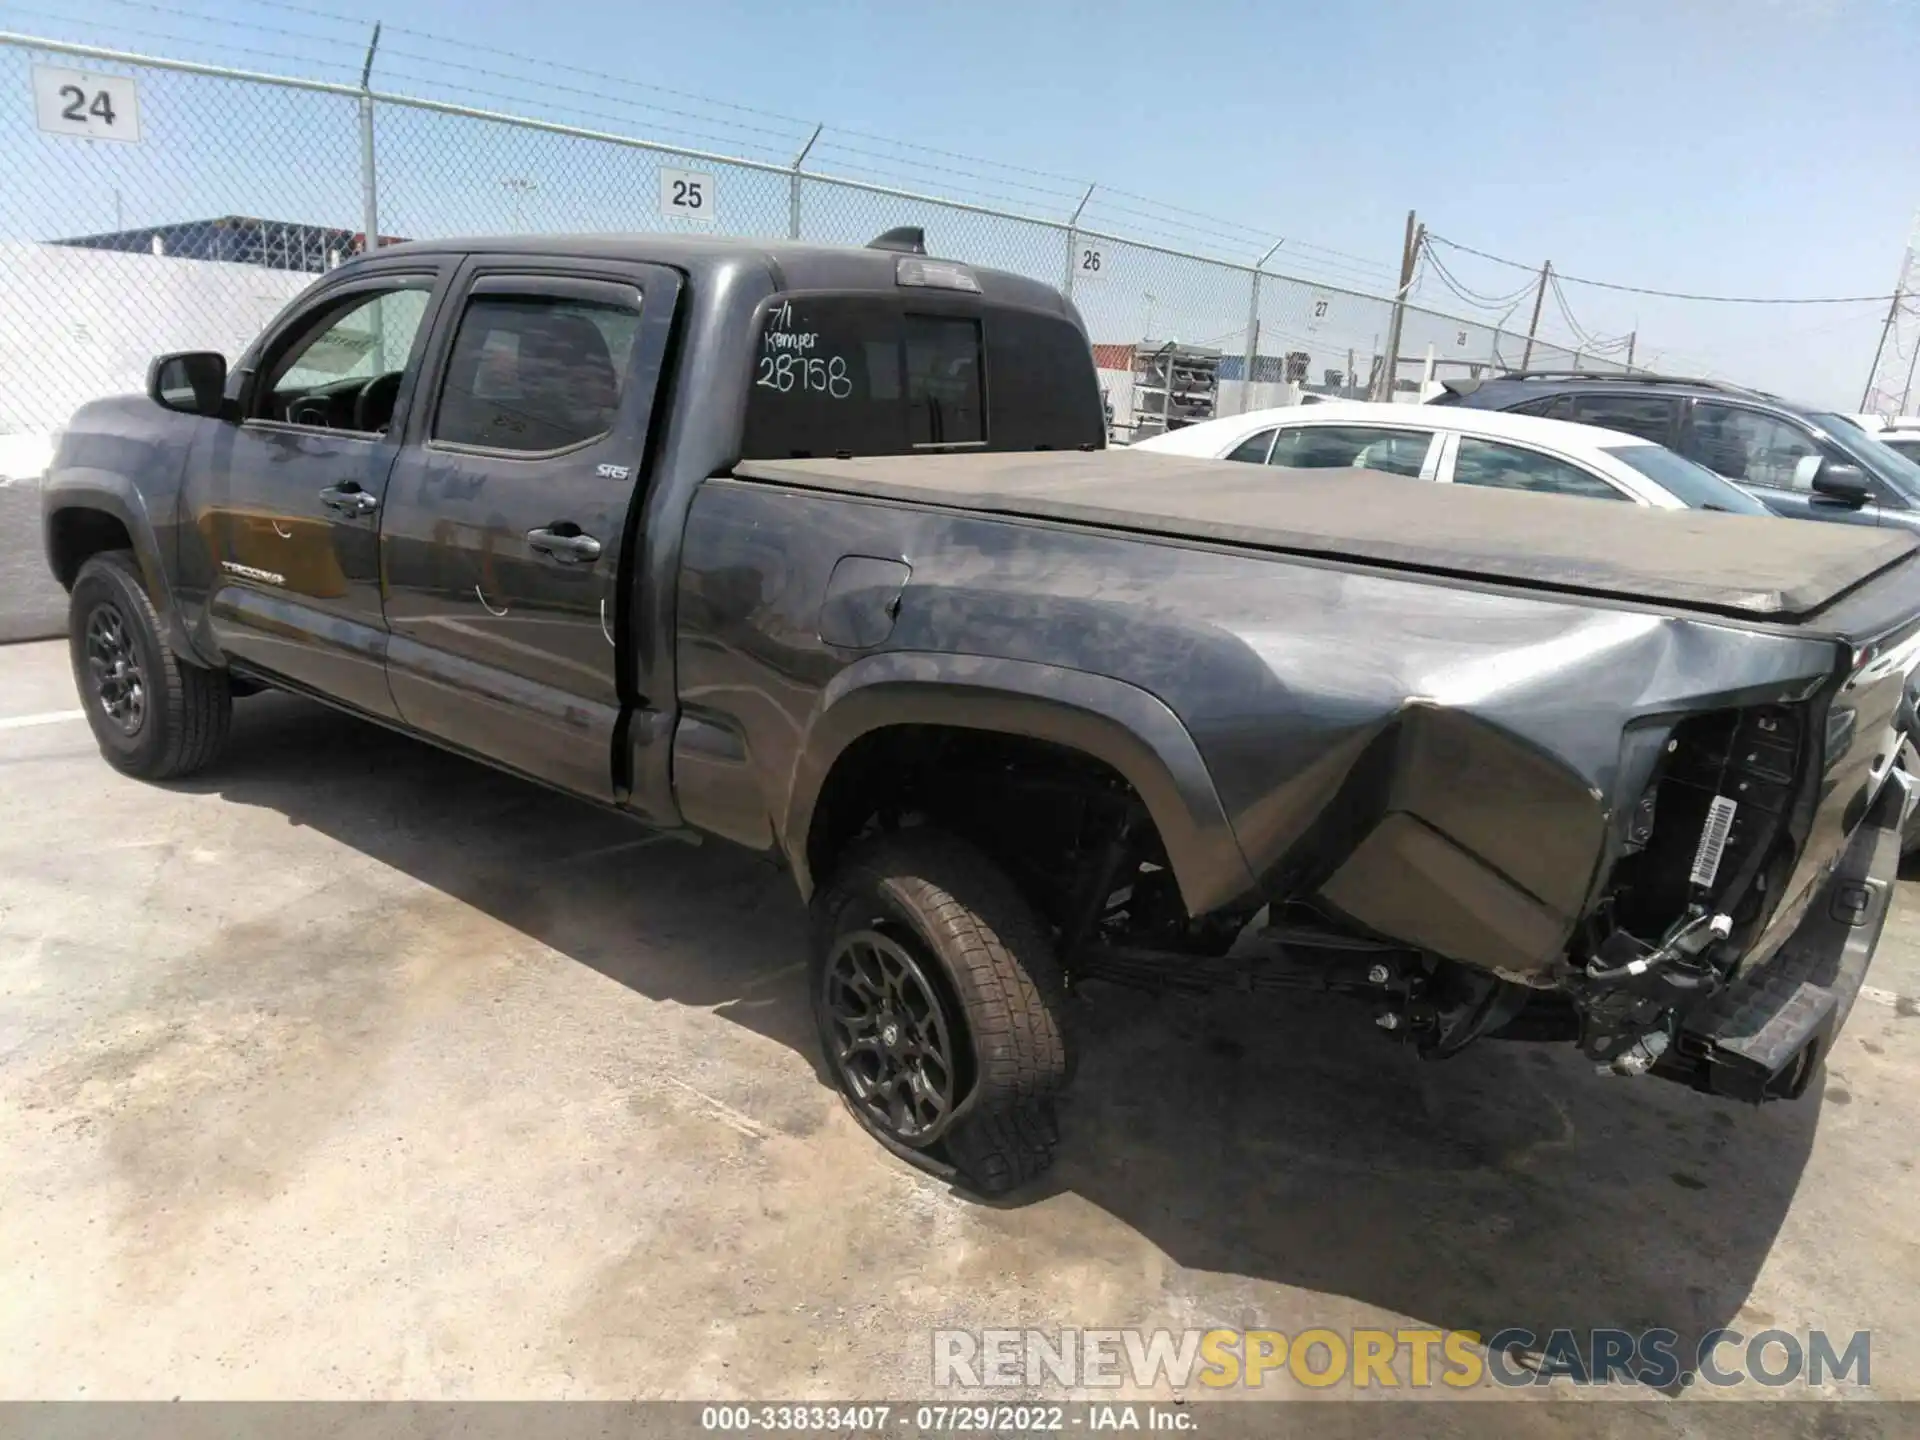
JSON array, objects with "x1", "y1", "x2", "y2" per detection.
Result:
[
  {"x1": 1075, "y1": 244, "x2": 1105, "y2": 284},
  {"x1": 33, "y1": 66, "x2": 142, "y2": 144},
  {"x1": 659, "y1": 167, "x2": 716, "y2": 224}
]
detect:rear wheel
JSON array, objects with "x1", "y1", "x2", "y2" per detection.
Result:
[
  {"x1": 68, "y1": 550, "x2": 231, "y2": 780},
  {"x1": 810, "y1": 829, "x2": 1071, "y2": 1195}
]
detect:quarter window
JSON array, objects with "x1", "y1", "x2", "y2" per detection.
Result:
[
  {"x1": 1268, "y1": 425, "x2": 1434, "y2": 478},
  {"x1": 1224, "y1": 429, "x2": 1277, "y2": 463},
  {"x1": 434, "y1": 290, "x2": 640, "y2": 453},
  {"x1": 1689, "y1": 404, "x2": 1822, "y2": 491},
  {"x1": 1451, "y1": 437, "x2": 1627, "y2": 501}
]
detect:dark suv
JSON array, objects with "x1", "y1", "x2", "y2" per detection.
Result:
[{"x1": 1432, "y1": 371, "x2": 1920, "y2": 532}]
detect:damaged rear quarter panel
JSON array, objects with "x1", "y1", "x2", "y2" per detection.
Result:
[{"x1": 675, "y1": 481, "x2": 1841, "y2": 979}]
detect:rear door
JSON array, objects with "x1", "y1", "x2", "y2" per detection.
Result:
[
  {"x1": 190, "y1": 262, "x2": 447, "y2": 715},
  {"x1": 380, "y1": 259, "x2": 682, "y2": 800}
]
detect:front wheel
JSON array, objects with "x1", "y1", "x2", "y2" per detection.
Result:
[
  {"x1": 68, "y1": 550, "x2": 232, "y2": 780},
  {"x1": 810, "y1": 830, "x2": 1072, "y2": 1195}
]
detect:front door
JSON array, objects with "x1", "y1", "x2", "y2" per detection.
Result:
[
  {"x1": 192, "y1": 272, "x2": 440, "y2": 715},
  {"x1": 1681, "y1": 400, "x2": 1885, "y2": 529},
  {"x1": 380, "y1": 262, "x2": 680, "y2": 801}
]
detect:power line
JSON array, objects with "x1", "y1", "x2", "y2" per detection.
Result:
[
  {"x1": 1427, "y1": 233, "x2": 1897, "y2": 305},
  {"x1": 1420, "y1": 245, "x2": 1538, "y2": 310},
  {"x1": 1547, "y1": 272, "x2": 1630, "y2": 354}
]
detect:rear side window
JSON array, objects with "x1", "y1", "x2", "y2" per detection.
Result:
[
  {"x1": 1569, "y1": 393, "x2": 1678, "y2": 444},
  {"x1": 434, "y1": 290, "x2": 640, "y2": 453},
  {"x1": 1452, "y1": 437, "x2": 1627, "y2": 501},
  {"x1": 1509, "y1": 394, "x2": 1572, "y2": 419},
  {"x1": 741, "y1": 295, "x2": 1103, "y2": 459}
]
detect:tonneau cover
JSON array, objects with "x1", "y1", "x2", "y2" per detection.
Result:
[{"x1": 734, "y1": 449, "x2": 1918, "y2": 621}]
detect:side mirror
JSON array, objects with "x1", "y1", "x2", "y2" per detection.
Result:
[
  {"x1": 1811, "y1": 459, "x2": 1871, "y2": 508},
  {"x1": 147, "y1": 351, "x2": 228, "y2": 418}
]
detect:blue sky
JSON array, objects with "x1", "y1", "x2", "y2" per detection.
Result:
[{"x1": 6, "y1": 0, "x2": 1920, "y2": 405}]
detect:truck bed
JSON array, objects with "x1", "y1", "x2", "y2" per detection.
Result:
[{"x1": 734, "y1": 450, "x2": 1916, "y2": 622}]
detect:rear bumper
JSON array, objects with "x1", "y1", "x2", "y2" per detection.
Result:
[{"x1": 1663, "y1": 766, "x2": 1915, "y2": 1101}]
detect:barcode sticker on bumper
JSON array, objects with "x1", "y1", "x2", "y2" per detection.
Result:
[{"x1": 1690, "y1": 795, "x2": 1738, "y2": 889}]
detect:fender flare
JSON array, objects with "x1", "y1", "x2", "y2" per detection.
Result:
[
  {"x1": 42, "y1": 473, "x2": 208, "y2": 666},
  {"x1": 782, "y1": 651, "x2": 1258, "y2": 916}
]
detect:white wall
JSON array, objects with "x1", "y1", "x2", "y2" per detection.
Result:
[{"x1": 0, "y1": 242, "x2": 315, "y2": 435}]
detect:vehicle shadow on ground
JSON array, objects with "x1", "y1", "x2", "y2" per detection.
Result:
[{"x1": 193, "y1": 694, "x2": 1819, "y2": 1389}]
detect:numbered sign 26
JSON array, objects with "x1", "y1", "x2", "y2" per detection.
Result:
[
  {"x1": 1075, "y1": 243, "x2": 1105, "y2": 284},
  {"x1": 33, "y1": 66, "x2": 142, "y2": 144},
  {"x1": 659, "y1": 167, "x2": 716, "y2": 224}
]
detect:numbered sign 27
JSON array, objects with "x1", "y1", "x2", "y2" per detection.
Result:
[
  {"x1": 33, "y1": 66, "x2": 142, "y2": 144},
  {"x1": 659, "y1": 167, "x2": 716, "y2": 224}
]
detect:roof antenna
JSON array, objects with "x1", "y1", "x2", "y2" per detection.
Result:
[{"x1": 867, "y1": 226, "x2": 926, "y2": 255}]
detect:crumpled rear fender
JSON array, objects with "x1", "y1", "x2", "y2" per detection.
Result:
[{"x1": 781, "y1": 651, "x2": 1256, "y2": 911}]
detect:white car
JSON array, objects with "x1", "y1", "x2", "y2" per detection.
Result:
[
  {"x1": 1845, "y1": 413, "x2": 1920, "y2": 465},
  {"x1": 1128, "y1": 400, "x2": 1774, "y2": 514}
]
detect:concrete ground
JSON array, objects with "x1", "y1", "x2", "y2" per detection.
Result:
[{"x1": 2, "y1": 636, "x2": 1918, "y2": 1411}]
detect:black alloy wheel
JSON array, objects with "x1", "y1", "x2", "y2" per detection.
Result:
[
  {"x1": 84, "y1": 601, "x2": 147, "y2": 736},
  {"x1": 820, "y1": 927, "x2": 961, "y2": 1146}
]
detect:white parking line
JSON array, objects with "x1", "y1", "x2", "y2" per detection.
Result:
[{"x1": 0, "y1": 709, "x2": 85, "y2": 731}]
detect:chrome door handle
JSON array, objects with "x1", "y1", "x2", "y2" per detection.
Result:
[
  {"x1": 319, "y1": 484, "x2": 379, "y2": 516},
  {"x1": 526, "y1": 527, "x2": 602, "y2": 563}
]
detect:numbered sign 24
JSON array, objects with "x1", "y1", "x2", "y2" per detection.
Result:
[
  {"x1": 659, "y1": 167, "x2": 715, "y2": 224},
  {"x1": 33, "y1": 66, "x2": 142, "y2": 144}
]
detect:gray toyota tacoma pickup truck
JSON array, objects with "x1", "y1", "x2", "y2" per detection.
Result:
[{"x1": 43, "y1": 229, "x2": 1920, "y2": 1193}]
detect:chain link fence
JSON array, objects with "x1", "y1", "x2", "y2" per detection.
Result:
[{"x1": 0, "y1": 29, "x2": 1628, "y2": 637}]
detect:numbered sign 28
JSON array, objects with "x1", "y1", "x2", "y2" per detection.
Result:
[
  {"x1": 1075, "y1": 243, "x2": 1105, "y2": 284},
  {"x1": 659, "y1": 167, "x2": 716, "y2": 224},
  {"x1": 33, "y1": 66, "x2": 142, "y2": 143}
]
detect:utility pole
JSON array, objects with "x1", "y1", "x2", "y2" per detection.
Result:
[
  {"x1": 1520, "y1": 259, "x2": 1551, "y2": 370},
  {"x1": 1863, "y1": 287, "x2": 1904, "y2": 411},
  {"x1": 1626, "y1": 331, "x2": 1636, "y2": 371},
  {"x1": 1376, "y1": 210, "x2": 1420, "y2": 401}
]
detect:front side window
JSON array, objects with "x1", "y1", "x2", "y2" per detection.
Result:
[
  {"x1": 1268, "y1": 425, "x2": 1434, "y2": 478},
  {"x1": 433, "y1": 289, "x2": 640, "y2": 454},
  {"x1": 1689, "y1": 403, "x2": 1821, "y2": 491},
  {"x1": 1451, "y1": 437, "x2": 1627, "y2": 501},
  {"x1": 266, "y1": 285, "x2": 431, "y2": 432}
]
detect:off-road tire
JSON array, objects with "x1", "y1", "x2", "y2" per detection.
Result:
[
  {"x1": 810, "y1": 829, "x2": 1072, "y2": 1195},
  {"x1": 68, "y1": 550, "x2": 231, "y2": 780}
]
